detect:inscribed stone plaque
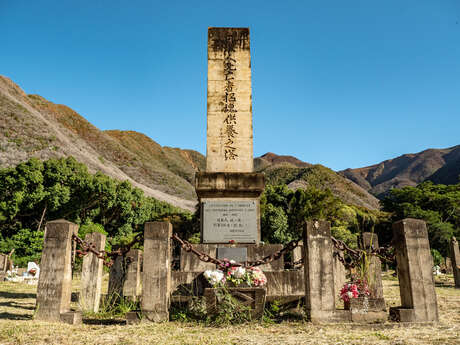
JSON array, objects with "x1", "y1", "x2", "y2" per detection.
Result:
[
  {"x1": 202, "y1": 200, "x2": 257, "y2": 243},
  {"x1": 207, "y1": 27, "x2": 253, "y2": 172},
  {"x1": 217, "y1": 247, "x2": 248, "y2": 263}
]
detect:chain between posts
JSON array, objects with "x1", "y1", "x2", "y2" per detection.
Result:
[
  {"x1": 171, "y1": 233, "x2": 395, "y2": 269},
  {"x1": 71, "y1": 232, "x2": 143, "y2": 267},
  {"x1": 171, "y1": 233, "x2": 301, "y2": 269},
  {"x1": 331, "y1": 236, "x2": 396, "y2": 268}
]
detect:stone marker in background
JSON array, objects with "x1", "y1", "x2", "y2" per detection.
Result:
[
  {"x1": 108, "y1": 249, "x2": 125, "y2": 302},
  {"x1": 123, "y1": 249, "x2": 142, "y2": 299},
  {"x1": 36, "y1": 219, "x2": 81, "y2": 324},
  {"x1": 303, "y1": 221, "x2": 335, "y2": 322},
  {"x1": 450, "y1": 237, "x2": 460, "y2": 288},
  {"x1": 390, "y1": 219, "x2": 439, "y2": 322},
  {"x1": 333, "y1": 250, "x2": 347, "y2": 300},
  {"x1": 196, "y1": 28, "x2": 264, "y2": 245},
  {"x1": 444, "y1": 257, "x2": 453, "y2": 274},
  {"x1": 359, "y1": 232, "x2": 385, "y2": 303},
  {"x1": 141, "y1": 222, "x2": 172, "y2": 322},
  {"x1": 0, "y1": 254, "x2": 7, "y2": 272},
  {"x1": 80, "y1": 232, "x2": 106, "y2": 313}
]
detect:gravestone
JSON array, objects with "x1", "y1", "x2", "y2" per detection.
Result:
[
  {"x1": 450, "y1": 237, "x2": 460, "y2": 288},
  {"x1": 390, "y1": 219, "x2": 439, "y2": 322},
  {"x1": 195, "y1": 28, "x2": 264, "y2": 244}
]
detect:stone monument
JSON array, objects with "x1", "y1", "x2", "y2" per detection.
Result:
[{"x1": 196, "y1": 28, "x2": 264, "y2": 245}]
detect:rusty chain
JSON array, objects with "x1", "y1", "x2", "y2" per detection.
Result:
[
  {"x1": 331, "y1": 236, "x2": 396, "y2": 267},
  {"x1": 171, "y1": 233, "x2": 301, "y2": 269},
  {"x1": 72, "y1": 232, "x2": 143, "y2": 267}
]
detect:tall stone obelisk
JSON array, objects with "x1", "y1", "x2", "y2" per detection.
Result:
[{"x1": 196, "y1": 28, "x2": 264, "y2": 244}]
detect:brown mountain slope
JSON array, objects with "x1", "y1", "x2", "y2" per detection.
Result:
[
  {"x1": 255, "y1": 154, "x2": 380, "y2": 210},
  {"x1": 0, "y1": 75, "x2": 380, "y2": 211},
  {"x1": 340, "y1": 145, "x2": 460, "y2": 198},
  {"x1": 0, "y1": 75, "x2": 202, "y2": 210}
]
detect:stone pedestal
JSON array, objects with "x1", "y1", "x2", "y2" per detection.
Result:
[
  {"x1": 204, "y1": 287, "x2": 266, "y2": 319},
  {"x1": 359, "y1": 232, "x2": 384, "y2": 300},
  {"x1": 196, "y1": 172, "x2": 264, "y2": 244},
  {"x1": 36, "y1": 220, "x2": 79, "y2": 323},
  {"x1": 450, "y1": 237, "x2": 460, "y2": 288},
  {"x1": 141, "y1": 222, "x2": 172, "y2": 322},
  {"x1": 303, "y1": 221, "x2": 335, "y2": 322},
  {"x1": 344, "y1": 297, "x2": 387, "y2": 323},
  {"x1": 392, "y1": 219, "x2": 439, "y2": 322},
  {"x1": 123, "y1": 249, "x2": 142, "y2": 299},
  {"x1": 80, "y1": 232, "x2": 106, "y2": 313}
]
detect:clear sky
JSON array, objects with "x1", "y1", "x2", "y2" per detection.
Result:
[{"x1": 1, "y1": 1, "x2": 459, "y2": 170}]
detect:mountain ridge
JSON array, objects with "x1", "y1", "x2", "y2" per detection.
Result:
[{"x1": 3, "y1": 76, "x2": 455, "y2": 211}]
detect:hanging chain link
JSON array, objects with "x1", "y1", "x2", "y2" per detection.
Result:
[
  {"x1": 171, "y1": 233, "x2": 301, "y2": 269},
  {"x1": 71, "y1": 232, "x2": 143, "y2": 267}
]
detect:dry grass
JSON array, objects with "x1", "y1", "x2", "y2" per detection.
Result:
[{"x1": 0, "y1": 273, "x2": 459, "y2": 345}]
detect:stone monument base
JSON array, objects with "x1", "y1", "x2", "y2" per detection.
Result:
[{"x1": 195, "y1": 172, "x2": 264, "y2": 244}]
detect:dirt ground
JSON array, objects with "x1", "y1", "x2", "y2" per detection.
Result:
[{"x1": 0, "y1": 273, "x2": 458, "y2": 345}]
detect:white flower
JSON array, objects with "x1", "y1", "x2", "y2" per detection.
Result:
[
  {"x1": 233, "y1": 267, "x2": 246, "y2": 279},
  {"x1": 204, "y1": 269, "x2": 225, "y2": 286},
  {"x1": 347, "y1": 291, "x2": 353, "y2": 298}
]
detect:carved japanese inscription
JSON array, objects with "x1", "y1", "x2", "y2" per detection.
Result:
[{"x1": 207, "y1": 28, "x2": 253, "y2": 172}]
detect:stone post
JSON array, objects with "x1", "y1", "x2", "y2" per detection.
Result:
[
  {"x1": 333, "y1": 250, "x2": 347, "y2": 299},
  {"x1": 36, "y1": 220, "x2": 81, "y2": 324},
  {"x1": 303, "y1": 220, "x2": 335, "y2": 322},
  {"x1": 108, "y1": 252, "x2": 126, "y2": 302},
  {"x1": 390, "y1": 219, "x2": 439, "y2": 322},
  {"x1": 450, "y1": 237, "x2": 460, "y2": 288},
  {"x1": 141, "y1": 222, "x2": 172, "y2": 322},
  {"x1": 123, "y1": 249, "x2": 142, "y2": 299},
  {"x1": 0, "y1": 254, "x2": 7, "y2": 273},
  {"x1": 80, "y1": 232, "x2": 106, "y2": 312},
  {"x1": 359, "y1": 232, "x2": 384, "y2": 300}
]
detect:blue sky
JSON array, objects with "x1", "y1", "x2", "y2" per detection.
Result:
[{"x1": 1, "y1": 1, "x2": 459, "y2": 170}]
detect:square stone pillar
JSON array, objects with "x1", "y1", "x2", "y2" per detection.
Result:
[
  {"x1": 36, "y1": 220, "x2": 80, "y2": 323},
  {"x1": 359, "y1": 232, "x2": 384, "y2": 300},
  {"x1": 391, "y1": 219, "x2": 439, "y2": 322},
  {"x1": 123, "y1": 249, "x2": 142, "y2": 299},
  {"x1": 80, "y1": 232, "x2": 106, "y2": 312},
  {"x1": 0, "y1": 254, "x2": 7, "y2": 272},
  {"x1": 141, "y1": 222, "x2": 172, "y2": 322},
  {"x1": 333, "y1": 250, "x2": 347, "y2": 299},
  {"x1": 108, "y1": 250, "x2": 126, "y2": 301},
  {"x1": 303, "y1": 221, "x2": 335, "y2": 322},
  {"x1": 450, "y1": 237, "x2": 460, "y2": 288}
]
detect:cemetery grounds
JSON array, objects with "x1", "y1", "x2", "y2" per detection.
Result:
[{"x1": 0, "y1": 272, "x2": 458, "y2": 345}]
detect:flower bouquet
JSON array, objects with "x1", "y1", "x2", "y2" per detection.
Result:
[
  {"x1": 341, "y1": 278, "x2": 371, "y2": 311},
  {"x1": 203, "y1": 262, "x2": 267, "y2": 288}
]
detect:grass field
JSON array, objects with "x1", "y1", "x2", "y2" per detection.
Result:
[{"x1": 0, "y1": 273, "x2": 458, "y2": 345}]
